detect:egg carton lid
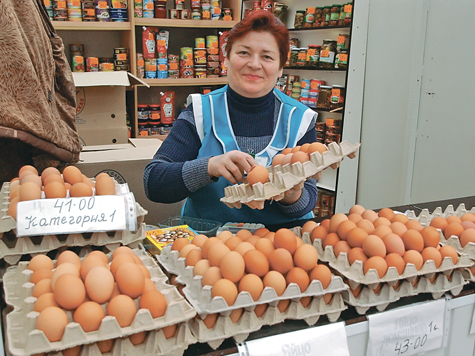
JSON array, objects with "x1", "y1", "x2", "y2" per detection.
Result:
[
  {"x1": 189, "y1": 292, "x2": 346, "y2": 350},
  {"x1": 344, "y1": 269, "x2": 467, "y2": 315},
  {"x1": 220, "y1": 141, "x2": 360, "y2": 208},
  {"x1": 303, "y1": 232, "x2": 473, "y2": 286},
  {"x1": 3, "y1": 246, "x2": 196, "y2": 356}
]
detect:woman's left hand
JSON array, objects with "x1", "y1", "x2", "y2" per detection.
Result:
[{"x1": 280, "y1": 182, "x2": 304, "y2": 205}]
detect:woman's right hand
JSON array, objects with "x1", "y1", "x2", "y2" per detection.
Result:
[{"x1": 208, "y1": 150, "x2": 256, "y2": 184}]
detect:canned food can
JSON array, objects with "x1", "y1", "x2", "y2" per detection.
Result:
[
  {"x1": 195, "y1": 37, "x2": 205, "y2": 49},
  {"x1": 175, "y1": 0, "x2": 184, "y2": 10},
  {"x1": 158, "y1": 70, "x2": 168, "y2": 78},
  {"x1": 194, "y1": 48, "x2": 207, "y2": 64},
  {"x1": 115, "y1": 64, "x2": 130, "y2": 71},
  {"x1": 207, "y1": 54, "x2": 219, "y2": 62},
  {"x1": 111, "y1": 0, "x2": 127, "y2": 8},
  {"x1": 95, "y1": 0, "x2": 109, "y2": 9},
  {"x1": 168, "y1": 69, "x2": 179, "y2": 78},
  {"x1": 114, "y1": 59, "x2": 130, "y2": 66},
  {"x1": 114, "y1": 47, "x2": 129, "y2": 55},
  {"x1": 180, "y1": 47, "x2": 193, "y2": 60},
  {"x1": 206, "y1": 61, "x2": 220, "y2": 68},
  {"x1": 222, "y1": 8, "x2": 232, "y2": 20},
  {"x1": 53, "y1": 8, "x2": 68, "y2": 20},
  {"x1": 54, "y1": 0, "x2": 67, "y2": 9},
  {"x1": 72, "y1": 55, "x2": 85, "y2": 72},
  {"x1": 67, "y1": 0, "x2": 81, "y2": 8},
  {"x1": 110, "y1": 8, "x2": 128, "y2": 19},
  {"x1": 180, "y1": 66, "x2": 194, "y2": 78},
  {"x1": 207, "y1": 47, "x2": 219, "y2": 55},
  {"x1": 206, "y1": 35, "x2": 218, "y2": 48},
  {"x1": 96, "y1": 8, "x2": 110, "y2": 20},
  {"x1": 81, "y1": 7, "x2": 95, "y2": 18},
  {"x1": 144, "y1": 58, "x2": 157, "y2": 71},
  {"x1": 145, "y1": 71, "x2": 157, "y2": 79},
  {"x1": 86, "y1": 57, "x2": 99, "y2": 72},
  {"x1": 168, "y1": 53, "x2": 179, "y2": 61},
  {"x1": 195, "y1": 65, "x2": 207, "y2": 78},
  {"x1": 181, "y1": 9, "x2": 191, "y2": 19},
  {"x1": 169, "y1": 9, "x2": 180, "y2": 19},
  {"x1": 180, "y1": 59, "x2": 194, "y2": 68},
  {"x1": 192, "y1": 9, "x2": 201, "y2": 19},
  {"x1": 99, "y1": 62, "x2": 115, "y2": 71},
  {"x1": 207, "y1": 66, "x2": 220, "y2": 76},
  {"x1": 142, "y1": 0, "x2": 153, "y2": 10}
]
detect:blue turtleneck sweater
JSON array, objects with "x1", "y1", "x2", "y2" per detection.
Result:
[{"x1": 143, "y1": 86, "x2": 318, "y2": 222}]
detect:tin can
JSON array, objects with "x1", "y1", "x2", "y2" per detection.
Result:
[
  {"x1": 158, "y1": 70, "x2": 168, "y2": 78},
  {"x1": 194, "y1": 48, "x2": 207, "y2": 64},
  {"x1": 211, "y1": 6, "x2": 221, "y2": 20},
  {"x1": 72, "y1": 55, "x2": 85, "y2": 72},
  {"x1": 206, "y1": 61, "x2": 219, "y2": 68},
  {"x1": 86, "y1": 57, "x2": 99, "y2": 72},
  {"x1": 114, "y1": 47, "x2": 128, "y2": 55},
  {"x1": 168, "y1": 69, "x2": 179, "y2": 78},
  {"x1": 81, "y1": 7, "x2": 95, "y2": 19},
  {"x1": 201, "y1": 3, "x2": 210, "y2": 19},
  {"x1": 180, "y1": 47, "x2": 193, "y2": 60},
  {"x1": 195, "y1": 65, "x2": 207, "y2": 78},
  {"x1": 142, "y1": 0, "x2": 153, "y2": 11},
  {"x1": 181, "y1": 9, "x2": 191, "y2": 19},
  {"x1": 134, "y1": 0, "x2": 143, "y2": 17},
  {"x1": 110, "y1": 8, "x2": 128, "y2": 19},
  {"x1": 207, "y1": 66, "x2": 220, "y2": 76},
  {"x1": 67, "y1": 0, "x2": 81, "y2": 8},
  {"x1": 206, "y1": 35, "x2": 218, "y2": 48},
  {"x1": 168, "y1": 53, "x2": 179, "y2": 62},
  {"x1": 95, "y1": 0, "x2": 108, "y2": 8},
  {"x1": 180, "y1": 66, "x2": 194, "y2": 78},
  {"x1": 111, "y1": 0, "x2": 127, "y2": 8},
  {"x1": 195, "y1": 37, "x2": 205, "y2": 49},
  {"x1": 207, "y1": 47, "x2": 219, "y2": 55},
  {"x1": 53, "y1": 8, "x2": 68, "y2": 20},
  {"x1": 144, "y1": 58, "x2": 158, "y2": 78},
  {"x1": 99, "y1": 62, "x2": 114, "y2": 71},
  {"x1": 180, "y1": 59, "x2": 193, "y2": 68},
  {"x1": 143, "y1": 10, "x2": 154, "y2": 17},
  {"x1": 136, "y1": 53, "x2": 145, "y2": 78},
  {"x1": 191, "y1": 9, "x2": 201, "y2": 19},
  {"x1": 207, "y1": 53, "x2": 219, "y2": 62},
  {"x1": 221, "y1": 8, "x2": 232, "y2": 20},
  {"x1": 96, "y1": 8, "x2": 110, "y2": 20},
  {"x1": 168, "y1": 61, "x2": 179, "y2": 71},
  {"x1": 169, "y1": 9, "x2": 180, "y2": 19},
  {"x1": 114, "y1": 59, "x2": 130, "y2": 66},
  {"x1": 115, "y1": 64, "x2": 130, "y2": 71},
  {"x1": 54, "y1": 0, "x2": 67, "y2": 9}
]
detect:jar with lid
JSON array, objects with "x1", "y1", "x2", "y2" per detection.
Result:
[
  {"x1": 191, "y1": 8, "x2": 201, "y2": 19},
  {"x1": 319, "y1": 39, "x2": 337, "y2": 69},
  {"x1": 297, "y1": 48, "x2": 307, "y2": 66},
  {"x1": 322, "y1": 6, "x2": 331, "y2": 22},
  {"x1": 337, "y1": 34, "x2": 350, "y2": 50},
  {"x1": 306, "y1": 44, "x2": 320, "y2": 67},
  {"x1": 335, "y1": 48, "x2": 349, "y2": 69},
  {"x1": 289, "y1": 48, "x2": 299, "y2": 67},
  {"x1": 330, "y1": 5, "x2": 340, "y2": 21},
  {"x1": 154, "y1": 3, "x2": 166, "y2": 18},
  {"x1": 330, "y1": 85, "x2": 346, "y2": 109},
  {"x1": 303, "y1": 7, "x2": 315, "y2": 28},
  {"x1": 294, "y1": 10, "x2": 305, "y2": 29},
  {"x1": 314, "y1": 7, "x2": 323, "y2": 27},
  {"x1": 343, "y1": 2, "x2": 352, "y2": 25},
  {"x1": 317, "y1": 85, "x2": 332, "y2": 109},
  {"x1": 149, "y1": 104, "x2": 160, "y2": 123},
  {"x1": 137, "y1": 104, "x2": 150, "y2": 122}
]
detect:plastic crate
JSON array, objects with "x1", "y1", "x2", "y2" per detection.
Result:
[{"x1": 158, "y1": 216, "x2": 222, "y2": 237}]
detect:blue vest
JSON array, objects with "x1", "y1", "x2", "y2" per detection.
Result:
[{"x1": 182, "y1": 85, "x2": 315, "y2": 225}]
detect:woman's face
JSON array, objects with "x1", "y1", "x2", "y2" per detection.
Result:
[{"x1": 225, "y1": 31, "x2": 283, "y2": 98}]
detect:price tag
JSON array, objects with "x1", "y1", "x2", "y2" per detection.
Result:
[
  {"x1": 238, "y1": 322, "x2": 350, "y2": 356},
  {"x1": 366, "y1": 299, "x2": 446, "y2": 356},
  {"x1": 16, "y1": 195, "x2": 128, "y2": 237}
]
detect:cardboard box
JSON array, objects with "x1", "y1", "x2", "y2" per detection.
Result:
[
  {"x1": 73, "y1": 72, "x2": 149, "y2": 146},
  {"x1": 75, "y1": 138, "x2": 185, "y2": 225}
]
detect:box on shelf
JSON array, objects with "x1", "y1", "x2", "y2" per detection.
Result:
[
  {"x1": 73, "y1": 72, "x2": 149, "y2": 146},
  {"x1": 75, "y1": 138, "x2": 184, "y2": 225}
]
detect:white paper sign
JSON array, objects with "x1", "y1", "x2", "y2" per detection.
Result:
[
  {"x1": 16, "y1": 195, "x2": 127, "y2": 236},
  {"x1": 366, "y1": 299, "x2": 446, "y2": 356},
  {"x1": 239, "y1": 322, "x2": 350, "y2": 356}
]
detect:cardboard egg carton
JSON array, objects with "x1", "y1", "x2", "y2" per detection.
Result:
[
  {"x1": 0, "y1": 182, "x2": 147, "y2": 264},
  {"x1": 3, "y1": 247, "x2": 196, "y2": 356},
  {"x1": 189, "y1": 292, "x2": 346, "y2": 349},
  {"x1": 157, "y1": 245, "x2": 348, "y2": 315},
  {"x1": 302, "y1": 232, "x2": 473, "y2": 287},
  {"x1": 220, "y1": 141, "x2": 360, "y2": 208},
  {"x1": 461, "y1": 267, "x2": 475, "y2": 282},
  {"x1": 344, "y1": 269, "x2": 467, "y2": 315}
]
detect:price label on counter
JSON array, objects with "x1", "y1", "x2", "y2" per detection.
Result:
[
  {"x1": 16, "y1": 195, "x2": 131, "y2": 237},
  {"x1": 366, "y1": 299, "x2": 446, "y2": 356},
  {"x1": 238, "y1": 322, "x2": 350, "y2": 356}
]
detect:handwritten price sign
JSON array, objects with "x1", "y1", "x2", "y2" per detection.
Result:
[
  {"x1": 16, "y1": 195, "x2": 129, "y2": 236},
  {"x1": 366, "y1": 299, "x2": 446, "y2": 356}
]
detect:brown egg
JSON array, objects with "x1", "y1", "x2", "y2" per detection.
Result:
[
  {"x1": 286, "y1": 267, "x2": 310, "y2": 292},
  {"x1": 19, "y1": 181, "x2": 41, "y2": 201},
  {"x1": 439, "y1": 245, "x2": 458, "y2": 265},
  {"x1": 347, "y1": 227, "x2": 368, "y2": 248},
  {"x1": 201, "y1": 237, "x2": 223, "y2": 259},
  {"x1": 111, "y1": 245, "x2": 135, "y2": 260},
  {"x1": 85, "y1": 266, "x2": 115, "y2": 304},
  {"x1": 263, "y1": 270, "x2": 286, "y2": 296},
  {"x1": 30, "y1": 269, "x2": 54, "y2": 284},
  {"x1": 374, "y1": 225, "x2": 392, "y2": 239},
  {"x1": 401, "y1": 229, "x2": 424, "y2": 252},
  {"x1": 274, "y1": 228, "x2": 298, "y2": 254},
  {"x1": 179, "y1": 244, "x2": 200, "y2": 258},
  {"x1": 444, "y1": 222, "x2": 464, "y2": 239},
  {"x1": 356, "y1": 219, "x2": 375, "y2": 234},
  {"x1": 310, "y1": 225, "x2": 328, "y2": 242},
  {"x1": 51, "y1": 262, "x2": 80, "y2": 288},
  {"x1": 334, "y1": 240, "x2": 351, "y2": 257},
  {"x1": 201, "y1": 313, "x2": 218, "y2": 329},
  {"x1": 202, "y1": 266, "x2": 222, "y2": 286},
  {"x1": 88, "y1": 250, "x2": 110, "y2": 265},
  {"x1": 53, "y1": 274, "x2": 86, "y2": 309},
  {"x1": 62, "y1": 345, "x2": 82, "y2": 356},
  {"x1": 300, "y1": 296, "x2": 312, "y2": 308},
  {"x1": 32, "y1": 279, "x2": 53, "y2": 298},
  {"x1": 162, "y1": 324, "x2": 177, "y2": 339},
  {"x1": 392, "y1": 214, "x2": 409, "y2": 224},
  {"x1": 373, "y1": 217, "x2": 391, "y2": 228},
  {"x1": 272, "y1": 153, "x2": 286, "y2": 167},
  {"x1": 70, "y1": 182, "x2": 93, "y2": 197},
  {"x1": 234, "y1": 241, "x2": 255, "y2": 256},
  {"x1": 116, "y1": 262, "x2": 145, "y2": 298},
  {"x1": 9, "y1": 187, "x2": 20, "y2": 201},
  {"x1": 140, "y1": 290, "x2": 168, "y2": 318},
  {"x1": 171, "y1": 237, "x2": 190, "y2": 252},
  {"x1": 446, "y1": 215, "x2": 462, "y2": 225},
  {"x1": 36, "y1": 306, "x2": 69, "y2": 342},
  {"x1": 56, "y1": 250, "x2": 82, "y2": 270},
  {"x1": 421, "y1": 247, "x2": 442, "y2": 268},
  {"x1": 337, "y1": 220, "x2": 357, "y2": 241},
  {"x1": 254, "y1": 227, "x2": 270, "y2": 237},
  {"x1": 247, "y1": 165, "x2": 269, "y2": 185},
  {"x1": 385, "y1": 253, "x2": 405, "y2": 274},
  {"x1": 320, "y1": 219, "x2": 331, "y2": 229},
  {"x1": 19, "y1": 164, "x2": 38, "y2": 176},
  {"x1": 364, "y1": 256, "x2": 388, "y2": 278},
  {"x1": 254, "y1": 303, "x2": 268, "y2": 317},
  {"x1": 208, "y1": 243, "x2": 231, "y2": 267},
  {"x1": 229, "y1": 308, "x2": 244, "y2": 323},
  {"x1": 243, "y1": 249, "x2": 269, "y2": 277},
  {"x1": 42, "y1": 181, "x2": 66, "y2": 199},
  {"x1": 308, "y1": 142, "x2": 327, "y2": 155},
  {"x1": 281, "y1": 153, "x2": 293, "y2": 165},
  {"x1": 263, "y1": 231, "x2": 275, "y2": 242},
  {"x1": 291, "y1": 145, "x2": 301, "y2": 153},
  {"x1": 63, "y1": 166, "x2": 83, "y2": 185},
  {"x1": 290, "y1": 151, "x2": 309, "y2": 164},
  {"x1": 361, "y1": 210, "x2": 378, "y2": 223},
  {"x1": 348, "y1": 213, "x2": 363, "y2": 224},
  {"x1": 348, "y1": 247, "x2": 368, "y2": 265},
  {"x1": 22, "y1": 174, "x2": 42, "y2": 187},
  {"x1": 218, "y1": 230, "x2": 236, "y2": 242},
  {"x1": 191, "y1": 234, "x2": 208, "y2": 248},
  {"x1": 109, "y1": 253, "x2": 135, "y2": 277},
  {"x1": 255, "y1": 238, "x2": 275, "y2": 257},
  {"x1": 212, "y1": 279, "x2": 238, "y2": 306},
  {"x1": 460, "y1": 228, "x2": 475, "y2": 247},
  {"x1": 405, "y1": 220, "x2": 423, "y2": 232},
  {"x1": 225, "y1": 236, "x2": 242, "y2": 250},
  {"x1": 129, "y1": 331, "x2": 148, "y2": 345},
  {"x1": 350, "y1": 284, "x2": 362, "y2": 298},
  {"x1": 382, "y1": 233, "x2": 405, "y2": 256},
  {"x1": 41, "y1": 167, "x2": 61, "y2": 184},
  {"x1": 220, "y1": 251, "x2": 245, "y2": 283},
  {"x1": 363, "y1": 235, "x2": 386, "y2": 258},
  {"x1": 281, "y1": 147, "x2": 292, "y2": 154},
  {"x1": 430, "y1": 217, "x2": 448, "y2": 231},
  {"x1": 302, "y1": 220, "x2": 318, "y2": 235},
  {"x1": 107, "y1": 295, "x2": 137, "y2": 326},
  {"x1": 420, "y1": 226, "x2": 440, "y2": 248},
  {"x1": 142, "y1": 279, "x2": 157, "y2": 294},
  {"x1": 293, "y1": 244, "x2": 319, "y2": 271},
  {"x1": 461, "y1": 213, "x2": 475, "y2": 223},
  {"x1": 239, "y1": 273, "x2": 264, "y2": 301},
  {"x1": 277, "y1": 299, "x2": 291, "y2": 312},
  {"x1": 462, "y1": 221, "x2": 475, "y2": 230},
  {"x1": 390, "y1": 221, "x2": 408, "y2": 236},
  {"x1": 96, "y1": 339, "x2": 115, "y2": 353},
  {"x1": 193, "y1": 259, "x2": 211, "y2": 276},
  {"x1": 349, "y1": 204, "x2": 366, "y2": 215},
  {"x1": 329, "y1": 213, "x2": 348, "y2": 233},
  {"x1": 309, "y1": 264, "x2": 332, "y2": 289},
  {"x1": 378, "y1": 208, "x2": 395, "y2": 221},
  {"x1": 7, "y1": 197, "x2": 18, "y2": 219},
  {"x1": 322, "y1": 232, "x2": 340, "y2": 248},
  {"x1": 34, "y1": 292, "x2": 59, "y2": 312},
  {"x1": 28, "y1": 255, "x2": 54, "y2": 272},
  {"x1": 95, "y1": 175, "x2": 116, "y2": 195},
  {"x1": 299, "y1": 143, "x2": 311, "y2": 153},
  {"x1": 403, "y1": 250, "x2": 423, "y2": 270},
  {"x1": 268, "y1": 248, "x2": 294, "y2": 275},
  {"x1": 185, "y1": 249, "x2": 202, "y2": 267},
  {"x1": 82, "y1": 175, "x2": 95, "y2": 188},
  {"x1": 73, "y1": 301, "x2": 105, "y2": 332}
]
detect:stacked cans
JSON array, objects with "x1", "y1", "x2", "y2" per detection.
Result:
[
  {"x1": 180, "y1": 47, "x2": 194, "y2": 78},
  {"x1": 67, "y1": 0, "x2": 82, "y2": 21},
  {"x1": 210, "y1": 0, "x2": 221, "y2": 20},
  {"x1": 168, "y1": 54, "x2": 179, "y2": 78},
  {"x1": 206, "y1": 35, "x2": 220, "y2": 78},
  {"x1": 114, "y1": 48, "x2": 130, "y2": 71},
  {"x1": 70, "y1": 44, "x2": 85, "y2": 72},
  {"x1": 110, "y1": 0, "x2": 128, "y2": 21},
  {"x1": 142, "y1": 0, "x2": 154, "y2": 18},
  {"x1": 81, "y1": 0, "x2": 96, "y2": 21},
  {"x1": 43, "y1": 0, "x2": 54, "y2": 20},
  {"x1": 95, "y1": 0, "x2": 110, "y2": 21},
  {"x1": 299, "y1": 79, "x2": 311, "y2": 106},
  {"x1": 53, "y1": 0, "x2": 68, "y2": 21},
  {"x1": 136, "y1": 53, "x2": 145, "y2": 78},
  {"x1": 156, "y1": 30, "x2": 169, "y2": 78}
]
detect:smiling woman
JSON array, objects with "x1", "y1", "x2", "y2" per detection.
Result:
[{"x1": 143, "y1": 11, "x2": 319, "y2": 230}]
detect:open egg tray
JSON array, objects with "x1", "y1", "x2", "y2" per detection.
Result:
[
  {"x1": 157, "y1": 245, "x2": 348, "y2": 315},
  {"x1": 302, "y1": 232, "x2": 473, "y2": 287},
  {"x1": 343, "y1": 269, "x2": 467, "y2": 315},
  {"x1": 0, "y1": 182, "x2": 147, "y2": 265},
  {"x1": 189, "y1": 292, "x2": 346, "y2": 350},
  {"x1": 3, "y1": 246, "x2": 197, "y2": 356},
  {"x1": 220, "y1": 141, "x2": 360, "y2": 208}
]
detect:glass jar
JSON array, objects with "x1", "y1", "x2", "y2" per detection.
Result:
[
  {"x1": 297, "y1": 48, "x2": 307, "y2": 66},
  {"x1": 337, "y1": 34, "x2": 350, "y2": 50},
  {"x1": 314, "y1": 7, "x2": 323, "y2": 26},
  {"x1": 289, "y1": 48, "x2": 299, "y2": 67},
  {"x1": 319, "y1": 39, "x2": 337, "y2": 69},
  {"x1": 303, "y1": 7, "x2": 315, "y2": 28},
  {"x1": 137, "y1": 104, "x2": 150, "y2": 122},
  {"x1": 306, "y1": 44, "x2": 320, "y2": 67},
  {"x1": 330, "y1": 4, "x2": 341, "y2": 21},
  {"x1": 335, "y1": 48, "x2": 349, "y2": 69},
  {"x1": 317, "y1": 85, "x2": 332, "y2": 109},
  {"x1": 149, "y1": 104, "x2": 160, "y2": 123},
  {"x1": 154, "y1": 3, "x2": 166, "y2": 18},
  {"x1": 294, "y1": 10, "x2": 305, "y2": 29},
  {"x1": 330, "y1": 85, "x2": 346, "y2": 109},
  {"x1": 322, "y1": 6, "x2": 331, "y2": 21},
  {"x1": 191, "y1": 9, "x2": 201, "y2": 19}
]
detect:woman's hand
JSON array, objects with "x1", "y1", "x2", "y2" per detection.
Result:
[
  {"x1": 280, "y1": 182, "x2": 304, "y2": 205},
  {"x1": 208, "y1": 150, "x2": 257, "y2": 184}
]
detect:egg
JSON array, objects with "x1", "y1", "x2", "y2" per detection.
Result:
[
  {"x1": 322, "y1": 233, "x2": 340, "y2": 248},
  {"x1": 193, "y1": 259, "x2": 211, "y2": 276},
  {"x1": 85, "y1": 266, "x2": 115, "y2": 303},
  {"x1": 461, "y1": 213, "x2": 475, "y2": 223},
  {"x1": 347, "y1": 227, "x2": 368, "y2": 248},
  {"x1": 254, "y1": 303, "x2": 268, "y2": 317},
  {"x1": 361, "y1": 210, "x2": 378, "y2": 223},
  {"x1": 309, "y1": 264, "x2": 332, "y2": 288},
  {"x1": 308, "y1": 142, "x2": 327, "y2": 155},
  {"x1": 116, "y1": 262, "x2": 145, "y2": 298},
  {"x1": 234, "y1": 242, "x2": 255, "y2": 256},
  {"x1": 201, "y1": 313, "x2": 218, "y2": 329},
  {"x1": 323, "y1": 293, "x2": 333, "y2": 304},
  {"x1": 290, "y1": 151, "x2": 309, "y2": 164},
  {"x1": 310, "y1": 225, "x2": 328, "y2": 242},
  {"x1": 19, "y1": 181, "x2": 41, "y2": 201},
  {"x1": 439, "y1": 245, "x2": 458, "y2": 264},
  {"x1": 328, "y1": 213, "x2": 348, "y2": 233},
  {"x1": 185, "y1": 249, "x2": 202, "y2": 267},
  {"x1": 218, "y1": 229, "x2": 235, "y2": 242},
  {"x1": 28, "y1": 255, "x2": 54, "y2": 272},
  {"x1": 34, "y1": 292, "x2": 59, "y2": 312},
  {"x1": 281, "y1": 153, "x2": 293, "y2": 165},
  {"x1": 238, "y1": 273, "x2": 264, "y2": 301},
  {"x1": 254, "y1": 238, "x2": 275, "y2": 257},
  {"x1": 263, "y1": 270, "x2": 286, "y2": 296},
  {"x1": 444, "y1": 222, "x2": 464, "y2": 239},
  {"x1": 390, "y1": 221, "x2": 408, "y2": 236},
  {"x1": 96, "y1": 339, "x2": 115, "y2": 353},
  {"x1": 301, "y1": 220, "x2": 318, "y2": 235},
  {"x1": 243, "y1": 249, "x2": 269, "y2": 277},
  {"x1": 81, "y1": 255, "x2": 108, "y2": 280},
  {"x1": 421, "y1": 247, "x2": 442, "y2": 268},
  {"x1": 293, "y1": 244, "x2": 318, "y2": 271},
  {"x1": 333, "y1": 240, "x2": 351, "y2": 257},
  {"x1": 272, "y1": 153, "x2": 286, "y2": 166},
  {"x1": 19, "y1": 164, "x2": 38, "y2": 176},
  {"x1": 69, "y1": 182, "x2": 93, "y2": 197},
  {"x1": 405, "y1": 219, "x2": 423, "y2": 232},
  {"x1": 62, "y1": 345, "x2": 82, "y2": 356},
  {"x1": 337, "y1": 220, "x2": 357, "y2": 241},
  {"x1": 220, "y1": 251, "x2": 245, "y2": 283},
  {"x1": 350, "y1": 284, "x2": 362, "y2": 297},
  {"x1": 82, "y1": 175, "x2": 95, "y2": 188},
  {"x1": 462, "y1": 221, "x2": 475, "y2": 230},
  {"x1": 56, "y1": 250, "x2": 82, "y2": 270},
  {"x1": 162, "y1": 324, "x2": 177, "y2": 338},
  {"x1": 22, "y1": 174, "x2": 42, "y2": 187},
  {"x1": 378, "y1": 207, "x2": 395, "y2": 221},
  {"x1": 63, "y1": 166, "x2": 83, "y2": 185},
  {"x1": 460, "y1": 228, "x2": 475, "y2": 247},
  {"x1": 347, "y1": 247, "x2": 368, "y2": 265},
  {"x1": 225, "y1": 236, "x2": 243, "y2": 250},
  {"x1": 30, "y1": 268, "x2": 54, "y2": 284},
  {"x1": 179, "y1": 244, "x2": 200, "y2": 258},
  {"x1": 95, "y1": 175, "x2": 116, "y2": 195},
  {"x1": 246, "y1": 236, "x2": 260, "y2": 246},
  {"x1": 247, "y1": 165, "x2": 269, "y2": 186},
  {"x1": 51, "y1": 262, "x2": 80, "y2": 288},
  {"x1": 362, "y1": 234, "x2": 386, "y2": 258},
  {"x1": 129, "y1": 331, "x2": 148, "y2": 345},
  {"x1": 53, "y1": 274, "x2": 86, "y2": 309},
  {"x1": 73, "y1": 301, "x2": 105, "y2": 332},
  {"x1": 348, "y1": 213, "x2": 363, "y2": 223},
  {"x1": 212, "y1": 279, "x2": 238, "y2": 306},
  {"x1": 111, "y1": 245, "x2": 135, "y2": 260},
  {"x1": 254, "y1": 227, "x2": 270, "y2": 237},
  {"x1": 207, "y1": 243, "x2": 231, "y2": 267},
  {"x1": 349, "y1": 204, "x2": 366, "y2": 215},
  {"x1": 429, "y1": 217, "x2": 448, "y2": 231},
  {"x1": 364, "y1": 256, "x2": 388, "y2": 278},
  {"x1": 139, "y1": 290, "x2": 168, "y2": 318},
  {"x1": 300, "y1": 296, "x2": 312, "y2": 308},
  {"x1": 356, "y1": 219, "x2": 375, "y2": 234},
  {"x1": 171, "y1": 237, "x2": 190, "y2": 252},
  {"x1": 401, "y1": 229, "x2": 424, "y2": 252},
  {"x1": 446, "y1": 215, "x2": 462, "y2": 224},
  {"x1": 43, "y1": 181, "x2": 67, "y2": 199},
  {"x1": 107, "y1": 295, "x2": 137, "y2": 327},
  {"x1": 385, "y1": 253, "x2": 405, "y2": 274},
  {"x1": 32, "y1": 279, "x2": 53, "y2": 298},
  {"x1": 263, "y1": 231, "x2": 275, "y2": 241},
  {"x1": 277, "y1": 299, "x2": 291, "y2": 312},
  {"x1": 403, "y1": 250, "x2": 423, "y2": 270},
  {"x1": 229, "y1": 308, "x2": 244, "y2": 323},
  {"x1": 201, "y1": 237, "x2": 223, "y2": 259},
  {"x1": 88, "y1": 250, "x2": 110, "y2": 265},
  {"x1": 36, "y1": 306, "x2": 69, "y2": 342},
  {"x1": 382, "y1": 233, "x2": 405, "y2": 256},
  {"x1": 40, "y1": 167, "x2": 61, "y2": 184},
  {"x1": 268, "y1": 248, "x2": 294, "y2": 275},
  {"x1": 286, "y1": 267, "x2": 310, "y2": 293},
  {"x1": 273, "y1": 228, "x2": 297, "y2": 254},
  {"x1": 143, "y1": 279, "x2": 158, "y2": 294},
  {"x1": 191, "y1": 234, "x2": 208, "y2": 248},
  {"x1": 202, "y1": 266, "x2": 222, "y2": 286},
  {"x1": 373, "y1": 217, "x2": 391, "y2": 228},
  {"x1": 420, "y1": 226, "x2": 440, "y2": 248},
  {"x1": 374, "y1": 225, "x2": 392, "y2": 239},
  {"x1": 110, "y1": 253, "x2": 136, "y2": 277}
]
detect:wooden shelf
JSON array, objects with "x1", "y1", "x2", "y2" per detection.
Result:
[
  {"x1": 284, "y1": 66, "x2": 347, "y2": 72},
  {"x1": 134, "y1": 18, "x2": 238, "y2": 28},
  {"x1": 288, "y1": 24, "x2": 351, "y2": 32},
  {"x1": 141, "y1": 77, "x2": 228, "y2": 86},
  {"x1": 53, "y1": 21, "x2": 131, "y2": 31}
]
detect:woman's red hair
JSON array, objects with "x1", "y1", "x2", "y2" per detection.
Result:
[{"x1": 225, "y1": 10, "x2": 289, "y2": 69}]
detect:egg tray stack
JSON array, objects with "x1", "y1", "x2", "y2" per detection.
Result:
[
  {"x1": 0, "y1": 182, "x2": 147, "y2": 266},
  {"x1": 158, "y1": 245, "x2": 348, "y2": 349},
  {"x1": 405, "y1": 203, "x2": 475, "y2": 283},
  {"x1": 2, "y1": 247, "x2": 197, "y2": 356},
  {"x1": 220, "y1": 141, "x2": 360, "y2": 210},
  {"x1": 301, "y1": 233, "x2": 471, "y2": 315}
]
